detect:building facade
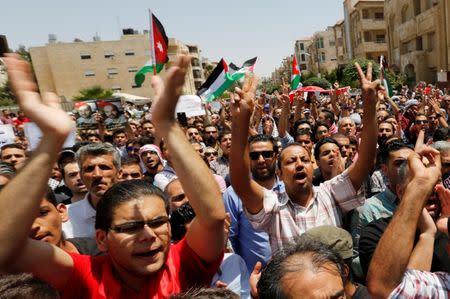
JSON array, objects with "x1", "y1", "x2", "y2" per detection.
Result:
[
  {"x1": 385, "y1": 0, "x2": 450, "y2": 85},
  {"x1": 344, "y1": 0, "x2": 388, "y2": 62},
  {"x1": 308, "y1": 26, "x2": 340, "y2": 75},
  {"x1": 332, "y1": 20, "x2": 348, "y2": 66},
  {"x1": 294, "y1": 38, "x2": 312, "y2": 73},
  {"x1": 30, "y1": 32, "x2": 199, "y2": 101}
]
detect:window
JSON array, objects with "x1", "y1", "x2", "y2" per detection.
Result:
[
  {"x1": 316, "y1": 37, "x2": 324, "y2": 49},
  {"x1": 300, "y1": 43, "x2": 305, "y2": 51},
  {"x1": 319, "y1": 53, "x2": 326, "y2": 62},
  {"x1": 329, "y1": 40, "x2": 335, "y2": 47},
  {"x1": 193, "y1": 69, "x2": 202, "y2": 79},
  {"x1": 364, "y1": 32, "x2": 372, "y2": 42},
  {"x1": 427, "y1": 32, "x2": 436, "y2": 51},
  {"x1": 362, "y1": 9, "x2": 369, "y2": 19},
  {"x1": 111, "y1": 85, "x2": 121, "y2": 91},
  {"x1": 104, "y1": 51, "x2": 114, "y2": 59},
  {"x1": 299, "y1": 64, "x2": 307, "y2": 70},
  {"x1": 416, "y1": 36, "x2": 423, "y2": 50},
  {"x1": 188, "y1": 46, "x2": 198, "y2": 53},
  {"x1": 374, "y1": 12, "x2": 384, "y2": 20},
  {"x1": 128, "y1": 67, "x2": 138, "y2": 73},
  {"x1": 84, "y1": 70, "x2": 95, "y2": 77},
  {"x1": 191, "y1": 58, "x2": 200, "y2": 67},
  {"x1": 301, "y1": 54, "x2": 306, "y2": 61},
  {"x1": 125, "y1": 50, "x2": 135, "y2": 56},
  {"x1": 107, "y1": 68, "x2": 118, "y2": 75},
  {"x1": 80, "y1": 53, "x2": 91, "y2": 60},
  {"x1": 375, "y1": 35, "x2": 386, "y2": 43},
  {"x1": 414, "y1": 0, "x2": 421, "y2": 16}
]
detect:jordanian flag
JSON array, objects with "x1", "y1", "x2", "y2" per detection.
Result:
[
  {"x1": 380, "y1": 56, "x2": 393, "y2": 97},
  {"x1": 197, "y1": 57, "x2": 257, "y2": 102},
  {"x1": 291, "y1": 55, "x2": 301, "y2": 90},
  {"x1": 134, "y1": 13, "x2": 169, "y2": 87}
]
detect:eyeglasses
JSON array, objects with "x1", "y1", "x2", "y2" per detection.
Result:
[
  {"x1": 415, "y1": 120, "x2": 428, "y2": 124},
  {"x1": 110, "y1": 216, "x2": 170, "y2": 234},
  {"x1": 249, "y1": 151, "x2": 274, "y2": 160},
  {"x1": 205, "y1": 152, "x2": 218, "y2": 157}
]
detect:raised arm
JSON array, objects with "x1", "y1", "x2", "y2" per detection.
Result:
[
  {"x1": 229, "y1": 75, "x2": 265, "y2": 214},
  {"x1": 277, "y1": 90, "x2": 291, "y2": 138},
  {"x1": 150, "y1": 54, "x2": 226, "y2": 263},
  {"x1": 0, "y1": 54, "x2": 74, "y2": 288},
  {"x1": 347, "y1": 63, "x2": 380, "y2": 190},
  {"x1": 367, "y1": 148, "x2": 441, "y2": 298}
]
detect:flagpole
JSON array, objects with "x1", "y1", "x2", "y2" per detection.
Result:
[
  {"x1": 148, "y1": 9, "x2": 157, "y2": 75},
  {"x1": 380, "y1": 56, "x2": 384, "y2": 86}
]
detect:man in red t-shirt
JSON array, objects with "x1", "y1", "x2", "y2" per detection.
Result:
[{"x1": 0, "y1": 54, "x2": 226, "y2": 298}]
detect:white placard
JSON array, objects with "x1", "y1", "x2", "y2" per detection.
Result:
[
  {"x1": 175, "y1": 95, "x2": 206, "y2": 117},
  {"x1": 0, "y1": 125, "x2": 15, "y2": 147},
  {"x1": 24, "y1": 123, "x2": 76, "y2": 151}
]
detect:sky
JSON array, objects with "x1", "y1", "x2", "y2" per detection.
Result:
[{"x1": 1, "y1": 0, "x2": 344, "y2": 77}]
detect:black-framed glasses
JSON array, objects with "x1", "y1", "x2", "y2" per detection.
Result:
[
  {"x1": 249, "y1": 151, "x2": 274, "y2": 160},
  {"x1": 205, "y1": 152, "x2": 218, "y2": 157},
  {"x1": 110, "y1": 216, "x2": 169, "y2": 234}
]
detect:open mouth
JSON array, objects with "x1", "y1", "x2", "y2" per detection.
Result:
[
  {"x1": 294, "y1": 172, "x2": 307, "y2": 183},
  {"x1": 133, "y1": 248, "x2": 161, "y2": 258}
]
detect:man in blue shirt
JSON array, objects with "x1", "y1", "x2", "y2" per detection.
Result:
[{"x1": 224, "y1": 134, "x2": 284, "y2": 272}]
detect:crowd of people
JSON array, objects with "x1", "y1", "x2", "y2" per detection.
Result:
[{"x1": 0, "y1": 51, "x2": 450, "y2": 299}]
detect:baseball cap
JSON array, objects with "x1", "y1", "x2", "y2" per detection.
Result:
[{"x1": 302, "y1": 225, "x2": 353, "y2": 260}]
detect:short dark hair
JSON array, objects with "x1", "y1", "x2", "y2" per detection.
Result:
[
  {"x1": 314, "y1": 137, "x2": 340, "y2": 160},
  {"x1": 248, "y1": 134, "x2": 278, "y2": 152},
  {"x1": 120, "y1": 157, "x2": 141, "y2": 167},
  {"x1": 293, "y1": 118, "x2": 312, "y2": 132},
  {"x1": 1, "y1": 143, "x2": 24, "y2": 153},
  {"x1": 112, "y1": 129, "x2": 126, "y2": 137},
  {"x1": 294, "y1": 128, "x2": 312, "y2": 141},
  {"x1": 257, "y1": 239, "x2": 345, "y2": 299},
  {"x1": 433, "y1": 127, "x2": 449, "y2": 142},
  {"x1": 320, "y1": 109, "x2": 335, "y2": 123},
  {"x1": 138, "y1": 136, "x2": 156, "y2": 146},
  {"x1": 0, "y1": 273, "x2": 60, "y2": 299},
  {"x1": 278, "y1": 142, "x2": 306, "y2": 170},
  {"x1": 95, "y1": 179, "x2": 170, "y2": 231},
  {"x1": 170, "y1": 287, "x2": 239, "y2": 299},
  {"x1": 378, "y1": 140, "x2": 413, "y2": 165},
  {"x1": 218, "y1": 130, "x2": 232, "y2": 142}
]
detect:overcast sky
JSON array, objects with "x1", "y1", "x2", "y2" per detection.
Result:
[{"x1": 1, "y1": 0, "x2": 344, "y2": 77}]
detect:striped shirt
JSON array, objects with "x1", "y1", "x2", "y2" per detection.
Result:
[
  {"x1": 246, "y1": 169, "x2": 364, "y2": 252},
  {"x1": 389, "y1": 269, "x2": 450, "y2": 299}
]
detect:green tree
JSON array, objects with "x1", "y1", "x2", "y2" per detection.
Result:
[
  {"x1": 385, "y1": 70, "x2": 407, "y2": 91},
  {"x1": 341, "y1": 58, "x2": 380, "y2": 88},
  {"x1": 303, "y1": 77, "x2": 331, "y2": 89},
  {"x1": 15, "y1": 45, "x2": 31, "y2": 63},
  {"x1": 0, "y1": 79, "x2": 16, "y2": 107},
  {"x1": 73, "y1": 85, "x2": 113, "y2": 101}
]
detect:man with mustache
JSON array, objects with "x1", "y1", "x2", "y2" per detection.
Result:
[{"x1": 62, "y1": 143, "x2": 121, "y2": 238}]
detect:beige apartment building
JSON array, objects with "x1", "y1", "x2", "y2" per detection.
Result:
[
  {"x1": 308, "y1": 26, "x2": 339, "y2": 75},
  {"x1": 29, "y1": 32, "x2": 199, "y2": 101},
  {"x1": 385, "y1": 0, "x2": 450, "y2": 85},
  {"x1": 344, "y1": 0, "x2": 388, "y2": 61},
  {"x1": 332, "y1": 20, "x2": 348, "y2": 66},
  {"x1": 294, "y1": 38, "x2": 312, "y2": 73}
]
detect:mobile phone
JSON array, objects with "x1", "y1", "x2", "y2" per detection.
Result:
[
  {"x1": 0, "y1": 35, "x2": 10, "y2": 57},
  {"x1": 177, "y1": 112, "x2": 188, "y2": 127}
]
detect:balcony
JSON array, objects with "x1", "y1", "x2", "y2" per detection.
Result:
[
  {"x1": 362, "y1": 41, "x2": 388, "y2": 53},
  {"x1": 360, "y1": 19, "x2": 386, "y2": 31},
  {"x1": 397, "y1": 19, "x2": 417, "y2": 42}
]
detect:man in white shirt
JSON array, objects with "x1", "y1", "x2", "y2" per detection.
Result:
[{"x1": 62, "y1": 143, "x2": 120, "y2": 238}]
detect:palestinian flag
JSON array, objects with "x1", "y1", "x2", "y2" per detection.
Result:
[
  {"x1": 197, "y1": 57, "x2": 257, "y2": 102},
  {"x1": 291, "y1": 55, "x2": 301, "y2": 91},
  {"x1": 134, "y1": 13, "x2": 169, "y2": 87},
  {"x1": 380, "y1": 56, "x2": 393, "y2": 97}
]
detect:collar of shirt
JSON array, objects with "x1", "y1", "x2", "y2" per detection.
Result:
[{"x1": 83, "y1": 193, "x2": 97, "y2": 219}]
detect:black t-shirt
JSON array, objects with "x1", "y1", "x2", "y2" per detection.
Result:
[{"x1": 67, "y1": 237, "x2": 103, "y2": 256}]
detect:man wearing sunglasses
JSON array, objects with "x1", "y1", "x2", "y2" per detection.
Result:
[
  {"x1": 230, "y1": 64, "x2": 379, "y2": 253},
  {"x1": 223, "y1": 134, "x2": 284, "y2": 272},
  {"x1": 0, "y1": 54, "x2": 226, "y2": 297}
]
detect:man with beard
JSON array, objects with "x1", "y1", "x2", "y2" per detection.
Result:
[
  {"x1": 230, "y1": 63, "x2": 380, "y2": 253},
  {"x1": 223, "y1": 134, "x2": 284, "y2": 272},
  {"x1": 62, "y1": 143, "x2": 121, "y2": 238},
  {"x1": 378, "y1": 121, "x2": 395, "y2": 146},
  {"x1": 139, "y1": 144, "x2": 165, "y2": 183},
  {"x1": 203, "y1": 125, "x2": 220, "y2": 149}
]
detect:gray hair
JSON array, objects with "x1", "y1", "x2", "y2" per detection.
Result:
[
  {"x1": 76, "y1": 143, "x2": 121, "y2": 171},
  {"x1": 337, "y1": 117, "x2": 355, "y2": 128},
  {"x1": 431, "y1": 141, "x2": 450, "y2": 154}
]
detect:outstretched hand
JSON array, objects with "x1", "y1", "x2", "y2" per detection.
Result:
[
  {"x1": 355, "y1": 62, "x2": 383, "y2": 104},
  {"x1": 407, "y1": 146, "x2": 441, "y2": 188},
  {"x1": 2, "y1": 54, "x2": 73, "y2": 141},
  {"x1": 150, "y1": 53, "x2": 191, "y2": 136},
  {"x1": 230, "y1": 74, "x2": 258, "y2": 120}
]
